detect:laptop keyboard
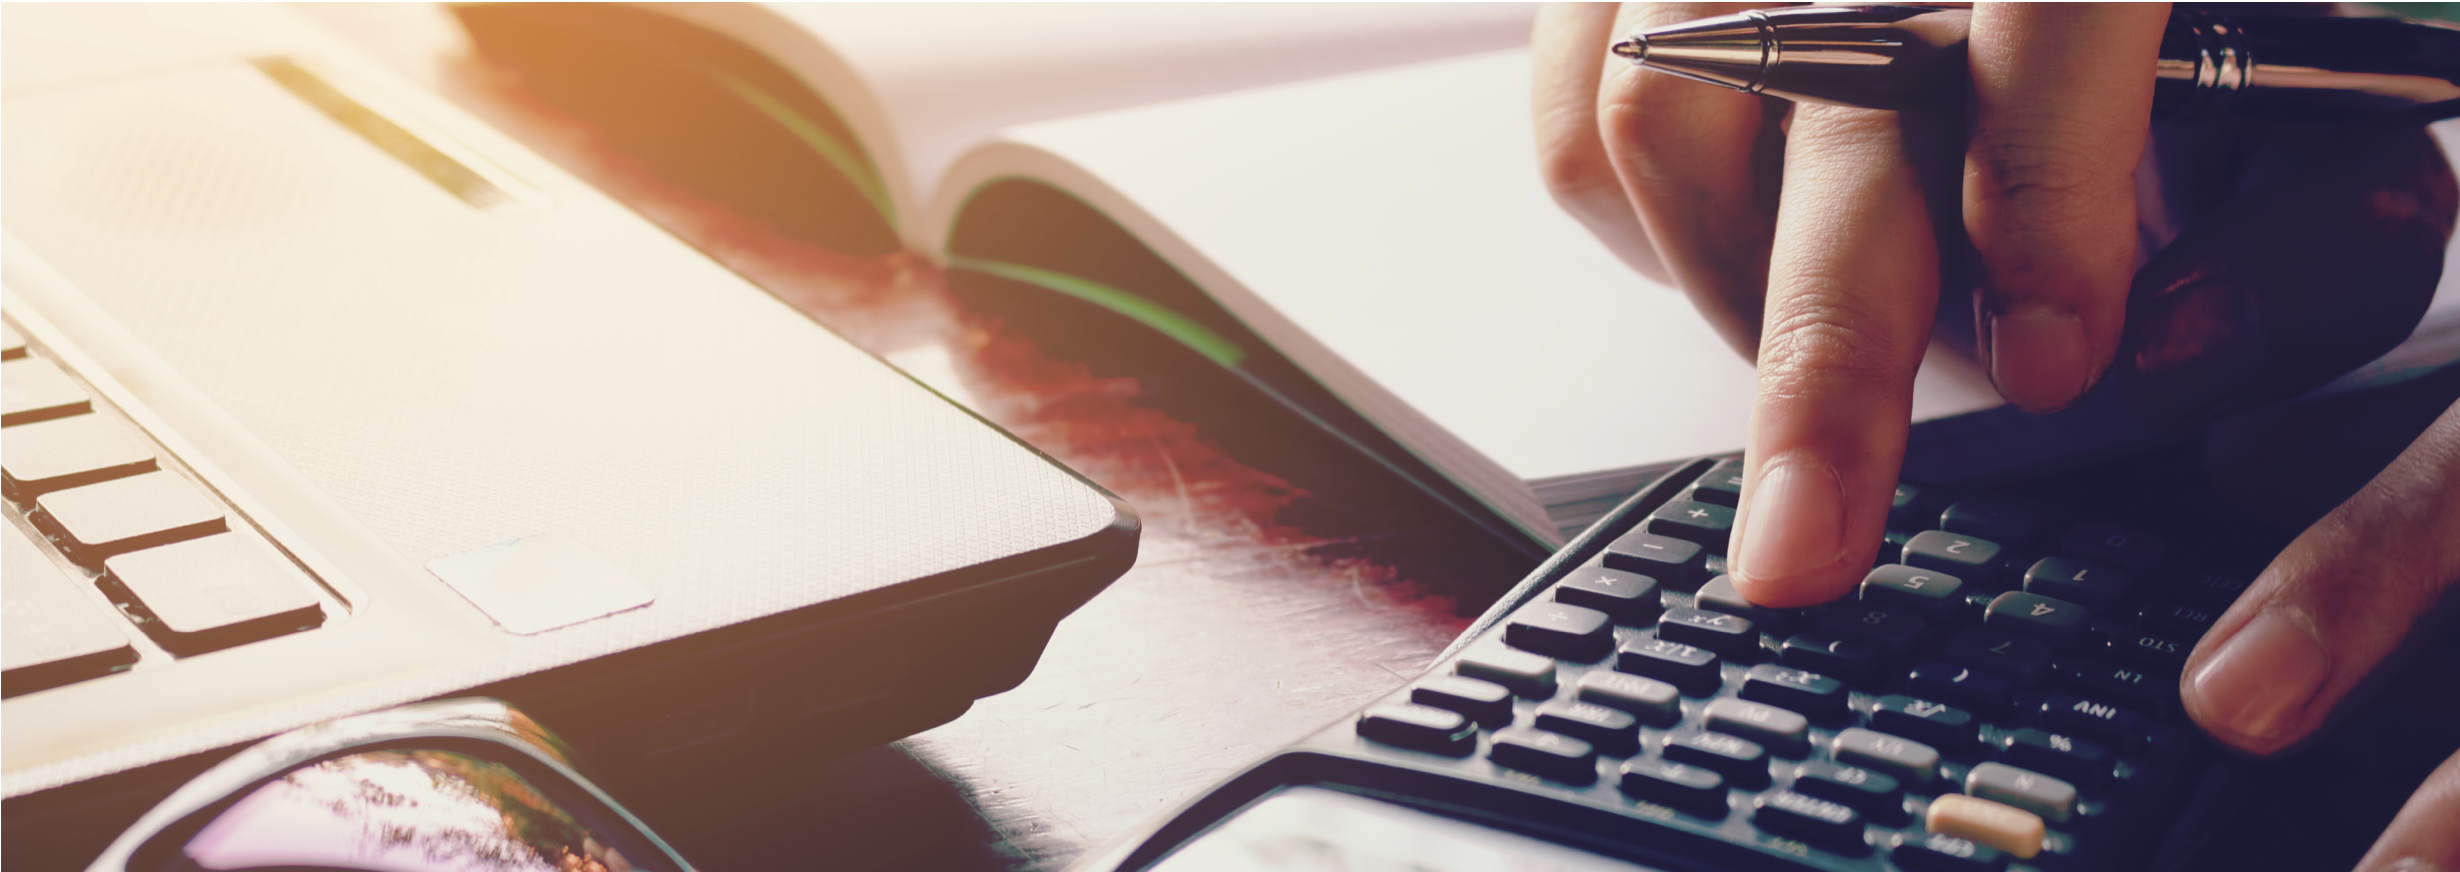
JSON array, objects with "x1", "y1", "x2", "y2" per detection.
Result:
[
  {"x1": 1, "y1": 319, "x2": 329, "y2": 698},
  {"x1": 1353, "y1": 457, "x2": 2242, "y2": 870}
]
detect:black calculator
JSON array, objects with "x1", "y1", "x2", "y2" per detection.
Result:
[{"x1": 1070, "y1": 453, "x2": 2273, "y2": 872}]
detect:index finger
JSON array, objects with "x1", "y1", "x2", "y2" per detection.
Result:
[{"x1": 1729, "y1": 102, "x2": 1952, "y2": 607}]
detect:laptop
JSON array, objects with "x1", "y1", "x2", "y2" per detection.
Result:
[{"x1": 1, "y1": 3, "x2": 1139, "y2": 862}]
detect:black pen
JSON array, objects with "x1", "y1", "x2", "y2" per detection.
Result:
[{"x1": 1613, "y1": 5, "x2": 2460, "y2": 122}]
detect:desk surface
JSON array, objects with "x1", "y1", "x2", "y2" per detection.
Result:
[{"x1": 323, "y1": 8, "x2": 2460, "y2": 869}]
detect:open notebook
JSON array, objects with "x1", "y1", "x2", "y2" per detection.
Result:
[{"x1": 458, "y1": 4, "x2": 2460, "y2": 551}]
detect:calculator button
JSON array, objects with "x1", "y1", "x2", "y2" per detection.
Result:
[
  {"x1": 1940, "y1": 628, "x2": 2052, "y2": 685},
  {"x1": 1456, "y1": 647, "x2": 1557, "y2": 699},
  {"x1": 1982, "y1": 592, "x2": 2089, "y2": 650},
  {"x1": 1902, "y1": 531, "x2": 2002, "y2": 587},
  {"x1": 1870, "y1": 695, "x2": 1975, "y2": 753},
  {"x1": 104, "y1": 534, "x2": 322, "y2": 655},
  {"x1": 33, "y1": 471, "x2": 228, "y2": 564},
  {"x1": 2021, "y1": 557, "x2": 2128, "y2": 611},
  {"x1": 1815, "y1": 600, "x2": 1925, "y2": 656},
  {"x1": 1619, "y1": 759, "x2": 1727, "y2": 814},
  {"x1": 1695, "y1": 575, "x2": 1794, "y2": 634},
  {"x1": 1692, "y1": 459, "x2": 1746, "y2": 507},
  {"x1": 1, "y1": 414, "x2": 158, "y2": 500},
  {"x1": 1536, "y1": 700, "x2": 1640, "y2": 757},
  {"x1": 1553, "y1": 567, "x2": 1661, "y2": 623},
  {"x1": 2169, "y1": 571, "x2": 2250, "y2": 608},
  {"x1": 1576, "y1": 671, "x2": 1680, "y2": 726},
  {"x1": 1940, "y1": 498, "x2": 2047, "y2": 548},
  {"x1": 2060, "y1": 660, "x2": 2170, "y2": 708},
  {"x1": 2039, "y1": 694, "x2": 2148, "y2": 751},
  {"x1": 1739, "y1": 664, "x2": 1846, "y2": 722},
  {"x1": 1892, "y1": 831, "x2": 2009, "y2": 872},
  {"x1": 1860, "y1": 564, "x2": 1964, "y2": 619},
  {"x1": 1489, "y1": 727, "x2": 1598, "y2": 784},
  {"x1": 2, "y1": 358, "x2": 92, "y2": 427},
  {"x1": 1833, "y1": 727, "x2": 1940, "y2": 788},
  {"x1": 1645, "y1": 498, "x2": 1734, "y2": 553},
  {"x1": 2061, "y1": 523, "x2": 2165, "y2": 571},
  {"x1": 1505, "y1": 603, "x2": 1613, "y2": 661},
  {"x1": 1410, "y1": 675, "x2": 1513, "y2": 728},
  {"x1": 2136, "y1": 600, "x2": 2220, "y2": 638},
  {"x1": 1617, "y1": 636, "x2": 1722, "y2": 695},
  {"x1": 2, "y1": 522, "x2": 135, "y2": 697},
  {"x1": 1927, "y1": 793, "x2": 2045, "y2": 859},
  {"x1": 1602, "y1": 531, "x2": 1707, "y2": 589},
  {"x1": 1752, "y1": 790, "x2": 1864, "y2": 849},
  {"x1": 1793, "y1": 761, "x2": 1903, "y2": 819},
  {"x1": 1664, "y1": 731, "x2": 1769, "y2": 787},
  {"x1": 1357, "y1": 704, "x2": 1476, "y2": 757},
  {"x1": 1777, "y1": 633, "x2": 1885, "y2": 685},
  {"x1": 2000, "y1": 729, "x2": 2112, "y2": 788},
  {"x1": 1907, "y1": 662, "x2": 2014, "y2": 715},
  {"x1": 1965, "y1": 762, "x2": 2078, "y2": 823},
  {"x1": 1657, "y1": 607, "x2": 1757, "y2": 657},
  {"x1": 1887, "y1": 482, "x2": 1928, "y2": 531},
  {"x1": 2110, "y1": 630, "x2": 2193, "y2": 672},
  {"x1": 1703, "y1": 698, "x2": 1809, "y2": 758}
]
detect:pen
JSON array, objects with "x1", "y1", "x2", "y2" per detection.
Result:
[{"x1": 1612, "y1": 5, "x2": 2460, "y2": 122}]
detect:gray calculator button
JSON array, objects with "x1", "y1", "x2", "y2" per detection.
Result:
[
  {"x1": 1703, "y1": 698, "x2": 1809, "y2": 757},
  {"x1": 2, "y1": 413, "x2": 158, "y2": 498},
  {"x1": 3, "y1": 357, "x2": 91, "y2": 426},
  {"x1": 1833, "y1": 727, "x2": 1941, "y2": 787},
  {"x1": 1576, "y1": 670, "x2": 1680, "y2": 725},
  {"x1": 33, "y1": 471, "x2": 226, "y2": 564},
  {"x1": 1456, "y1": 646, "x2": 1557, "y2": 698},
  {"x1": 1966, "y1": 761, "x2": 2078, "y2": 823}
]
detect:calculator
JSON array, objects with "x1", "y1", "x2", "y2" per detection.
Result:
[{"x1": 1069, "y1": 453, "x2": 2274, "y2": 872}]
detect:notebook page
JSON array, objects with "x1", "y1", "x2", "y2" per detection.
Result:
[
  {"x1": 651, "y1": 3, "x2": 1536, "y2": 240},
  {"x1": 979, "y1": 50, "x2": 2007, "y2": 486}
]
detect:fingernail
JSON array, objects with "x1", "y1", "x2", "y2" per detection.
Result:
[
  {"x1": 1737, "y1": 458, "x2": 1846, "y2": 592},
  {"x1": 2367, "y1": 859, "x2": 2444, "y2": 872},
  {"x1": 2189, "y1": 609, "x2": 2331, "y2": 742},
  {"x1": 1987, "y1": 306, "x2": 2094, "y2": 412}
]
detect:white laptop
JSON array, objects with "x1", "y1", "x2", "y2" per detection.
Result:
[{"x1": 0, "y1": 4, "x2": 1140, "y2": 862}]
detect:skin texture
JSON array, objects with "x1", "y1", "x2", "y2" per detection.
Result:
[{"x1": 1533, "y1": 4, "x2": 2460, "y2": 868}]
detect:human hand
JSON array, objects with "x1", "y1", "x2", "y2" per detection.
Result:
[
  {"x1": 1534, "y1": 2, "x2": 2453, "y2": 607},
  {"x1": 1536, "y1": 3, "x2": 2460, "y2": 866}
]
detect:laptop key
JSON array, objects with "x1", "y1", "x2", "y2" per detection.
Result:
[
  {"x1": 2, "y1": 522, "x2": 136, "y2": 697},
  {"x1": 2, "y1": 357, "x2": 93, "y2": 427},
  {"x1": 2, "y1": 413, "x2": 159, "y2": 500},
  {"x1": 105, "y1": 534, "x2": 323, "y2": 656},
  {"x1": 32, "y1": 471, "x2": 227, "y2": 564}
]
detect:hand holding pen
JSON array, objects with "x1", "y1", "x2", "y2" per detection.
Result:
[{"x1": 1535, "y1": 4, "x2": 2458, "y2": 866}]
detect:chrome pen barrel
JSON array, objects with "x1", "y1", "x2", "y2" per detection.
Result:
[
  {"x1": 1618, "y1": 5, "x2": 1969, "y2": 111},
  {"x1": 2155, "y1": 11, "x2": 2460, "y2": 122}
]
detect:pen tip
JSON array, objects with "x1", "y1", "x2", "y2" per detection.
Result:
[{"x1": 1609, "y1": 38, "x2": 1646, "y2": 62}]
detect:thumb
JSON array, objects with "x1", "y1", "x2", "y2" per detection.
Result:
[{"x1": 2182, "y1": 398, "x2": 2460, "y2": 756}]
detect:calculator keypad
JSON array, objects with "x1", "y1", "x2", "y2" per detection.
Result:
[{"x1": 1349, "y1": 461, "x2": 2250, "y2": 870}]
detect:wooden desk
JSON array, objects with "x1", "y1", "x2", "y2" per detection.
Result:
[
  {"x1": 310, "y1": 9, "x2": 2460, "y2": 869},
  {"x1": 314, "y1": 10, "x2": 1538, "y2": 868}
]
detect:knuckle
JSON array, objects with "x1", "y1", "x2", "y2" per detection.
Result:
[{"x1": 1752, "y1": 289, "x2": 1907, "y2": 397}]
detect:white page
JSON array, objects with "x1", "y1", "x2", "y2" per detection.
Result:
[
  {"x1": 982, "y1": 50, "x2": 2006, "y2": 489},
  {"x1": 651, "y1": 3, "x2": 1537, "y2": 243}
]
